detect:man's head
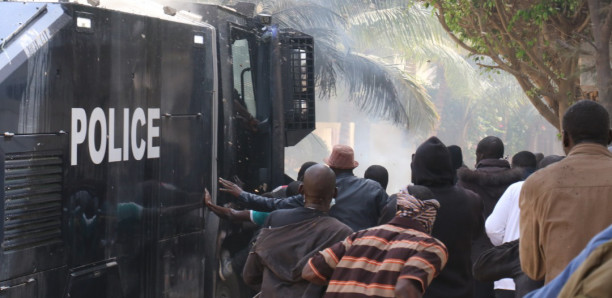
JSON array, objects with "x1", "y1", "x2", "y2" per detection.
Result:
[
  {"x1": 285, "y1": 180, "x2": 301, "y2": 197},
  {"x1": 447, "y1": 145, "x2": 464, "y2": 170},
  {"x1": 297, "y1": 161, "x2": 317, "y2": 182},
  {"x1": 512, "y1": 151, "x2": 537, "y2": 179},
  {"x1": 562, "y1": 100, "x2": 612, "y2": 154},
  {"x1": 538, "y1": 155, "x2": 564, "y2": 169},
  {"x1": 411, "y1": 137, "x2": 455, "y2": 187},
  {"x1": 476, "y1": 136, "x2": 504, "y2": 163},
  {"x1": 396, "y1": 186, "x2": 439, "y2": 234},
  {"x1": 364, "y1": 165, "x2": 389, "y2": 190},
  {"x1": 511, "y1": 151, "x2": 537, "y2": 169},
  {"x1": 299, "y1": 164, "x2": 337, "y2": 211},
  {"x1": 534, "y1": 152, "x2": 545, "y2": 165},
  {"x1": 324, "y1": 145, "x2": 359, "y2": 171}
]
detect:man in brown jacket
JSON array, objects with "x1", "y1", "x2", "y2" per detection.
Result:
[
  {"x1": 242, "y1": 164, "x2": 353, "y2": 297},
  {"x1": 519, "y1": 100, "x2": 612, "y2": 284}
]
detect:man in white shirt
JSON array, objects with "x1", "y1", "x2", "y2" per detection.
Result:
[
  {"x1": 485, "y1": 154, "x2": 562, "y2": 298},
  {"x1": 486, "y1": 181, "x2": 524, "y2": 297}
]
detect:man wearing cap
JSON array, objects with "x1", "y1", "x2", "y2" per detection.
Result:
[
  {"x1": 218, "y1": 145, "x2": 388, "y2": 231},
  {"x1": 325, "y1": 144, "x2": 389, "y2": 231},
  {"x1": 302, "y1": 185, "x2": 448, "y2": 297}
]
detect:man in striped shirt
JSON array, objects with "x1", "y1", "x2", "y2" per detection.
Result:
[{"x1": 302, "y1": 186, "x2": 448, "y2": 297}]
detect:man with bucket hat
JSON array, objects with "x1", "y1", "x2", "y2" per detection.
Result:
[
  {"x1": 218, "y1": 144, "x2": 388, "y2": 231},
  {"x1": 324, "y1": 144, "x2": 388, "y2": 231}
]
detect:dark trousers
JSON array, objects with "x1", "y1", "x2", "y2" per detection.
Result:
[
  {"x1": 494, "y1": 289, "x2": 515, "y2": 298},
  {"x1": 474, "y1": 280, "x2": 495, "y2": 298}
]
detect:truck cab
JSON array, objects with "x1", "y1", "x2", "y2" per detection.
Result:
[{"x1": 0, "y1": 1, "x2": 314, "y2": 297}]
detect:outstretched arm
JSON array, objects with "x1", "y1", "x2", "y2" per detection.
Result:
[
  {"x1": 218, "y1": 178, "x2": 304, "y2": 211},
  {"x1": 218, "y1": 178, "x2": 244, "y2": 197},
  {"x1": 203, "y1": 188, "x2": 251, "y2": 222}
]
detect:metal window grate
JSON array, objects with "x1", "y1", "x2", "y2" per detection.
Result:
[
  {"x1": 2, "y1": 151, "x2": 63, "y2": 252},
  {"x1": 280, "y1": 30, "x2": 315, "y2": 146}
]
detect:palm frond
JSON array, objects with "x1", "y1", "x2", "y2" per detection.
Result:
[
  {"x1": 310, "y1": 32, "x2": 345, "y2": 96},
  {"x1": 340, "y1": 52, "x2": 438, "y2": 132},
  {"x1": 349, "y1": 5, "x2": 446, "y2": 48},
  {"x1": 271, "y1": 3, "x2": 348, "y2": 31}
]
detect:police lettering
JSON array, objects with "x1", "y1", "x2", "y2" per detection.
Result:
[{"x1": 71, "y1": 107, "x2": 160, "y2": 165}]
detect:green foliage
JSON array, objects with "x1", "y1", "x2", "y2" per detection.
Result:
[{"x1": 422, "y1": 0, "x2": 588, "y2": 130}]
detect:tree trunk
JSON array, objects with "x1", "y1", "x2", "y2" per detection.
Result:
[{"x1": 588, "y1": 0, "x2": 612, "y2": 122}]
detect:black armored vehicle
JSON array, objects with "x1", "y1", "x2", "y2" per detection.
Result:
[{"x1": 0, "y1": 1, "x2": 314, "y2": 297}]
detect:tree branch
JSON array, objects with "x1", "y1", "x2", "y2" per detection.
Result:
[
  {"x1": 577, "y1": 14, "x2": 592, "y2": 33},
  {"x1": 476, "y1": 62, "x2": 503, "y2": 70},
  {"x1": 434, "y1": 11, "x2": 480, "y2": 54},
  {"x1": 514, "y1": 76, "x2": 560, "y2": 130}
]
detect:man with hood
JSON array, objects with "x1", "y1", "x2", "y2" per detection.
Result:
[
  {"x1": 457, "y1": 136, "x2": 522, "y2": 298},
  {"x1": 411, "y1": 136, "x2": 483, "y2": 298},
  {"x1": 242, "y1": 164, "x2": 353, "y2": 297}
]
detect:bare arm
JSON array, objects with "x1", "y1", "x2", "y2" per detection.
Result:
[
  {"x1": 218, "y1": 178, "x2": 243, "y2": 197},
  {"x1": 203, "y1": 188, "x2": 251, "y2": 222},
  {"x1": 395, "y1": 279, "x2": 423, "y2": 298},
  {"x1": 219, "y1": 177, "x2": 304, "y2": 211}
]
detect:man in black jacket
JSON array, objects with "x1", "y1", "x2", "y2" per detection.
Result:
[
  {"x1": 411, "y1": 137, "x2": 483, "y2": 298},
  {"x1": 458, "y1": 136, "x2": 523, "y2": 298}
]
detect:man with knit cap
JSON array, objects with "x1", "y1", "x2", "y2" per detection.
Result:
[
  {"x1": 219, "y1": 144, "x2": 388, "y2": 231},
  {"x1": 302, "y1": 185, "x2": 448, "y2": 298},
  {"x1": 411, "y1": 136, "x2": 483, "y2": 298}
]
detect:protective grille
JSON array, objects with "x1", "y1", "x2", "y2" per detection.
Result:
[
  {"x1": 2, "y1": 151, "x2": 63, "y2": 252},
  {"x1": 284, "y1": 34, "x2": 315, "y2": 131}
]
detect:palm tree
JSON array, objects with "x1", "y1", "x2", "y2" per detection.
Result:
[
  {"x1": 202, "y1": 0, "x2": 447, "y2": 132},
  {"x1": 205, "y1": 0, "x2": 521, "y2": 137}
]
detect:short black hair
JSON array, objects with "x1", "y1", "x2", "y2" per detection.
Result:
[
  {"x1": 538, "y1": 155, "x2": 564, "y2": 169},
  {"x1": 562, "y1": 100, "x2": 610, "y2": 146},
  {"x1": 476, "y1": 136, "x2": 505, "y2": 159},
  {"x1": 364, "y1": 165, "x2": 389, "y2": 190},
  {"x1": 285, "y1": 180, "x2": 301, "y2": 197},
  {"x1": 511, "y1": 151, "x2": 537, "y2": 169},
  {"x1": 447, "y1": 145, "x2": 464, "y2": 170},
  {"x1": 534, "y1": 152, "x2": 544, "y2": 165},
  {"x1": 297, "y1": 161, "x2": 317, "y2": 182}
]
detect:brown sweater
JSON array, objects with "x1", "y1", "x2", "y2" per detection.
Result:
[
  {"x1": 243, "y1": 215, "x2": 353, "y2": 298},
  {"x1": 519, "y1": 143, "x2": 612, "y2": 283}
]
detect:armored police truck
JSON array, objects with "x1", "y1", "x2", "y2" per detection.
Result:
[{"x1": 0, "y1": 1, "x2": 315, "y2": 297}]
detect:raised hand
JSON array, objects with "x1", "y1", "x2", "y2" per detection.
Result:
[{"x1": 218, "y1": 178, "x2": 243, "y2": 197}]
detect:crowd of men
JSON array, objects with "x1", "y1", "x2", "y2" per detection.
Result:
[{"x1": 204, "y1": 100, "x2": 612, "y2": 297}]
